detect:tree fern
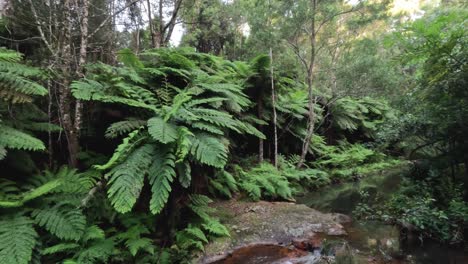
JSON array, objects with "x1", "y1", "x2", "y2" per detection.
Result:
[
  {"x1": 0, "y1": 216, "x2": 38, "y2": 264},
  {"x1": 148, "y1": 145, "x2": 176, "y2": 214}
]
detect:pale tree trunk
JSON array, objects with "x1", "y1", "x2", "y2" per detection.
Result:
[
  {"x1": 270, "y1": 48, "x2": 278, "y2": 168},
  {"x1": 75, "y1": 0, "x2": 89, "y2": 136},
  {"x1": 258, "y1": 91, "x2": 264, "y2": 163},
  {"x1": 297, "y1": 0, "x2": 317, "y2": 169},
  {"x1": 147, "y1": 0, "x2": 156, "y2": 48},
  {"x1": 60, "y1": 0, "x2": 80, "y2": 167}
]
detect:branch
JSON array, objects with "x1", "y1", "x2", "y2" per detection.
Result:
[
  {"x1": 88, "y1": 0, "x2": 144, "y2": 39},
  {"x1": 28, "y1": 0, "x2": 55, "y2": 54},
  {"x1": 163, "y1": 0, "x2": 184, "y2": 44},
  {"x1": 287, "y1": 40, "x2": 309, "y2": 73}
]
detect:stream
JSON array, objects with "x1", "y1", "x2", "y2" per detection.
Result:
[
  {"x1": 295, "y1": 167, "x2": 468, "y2": 264},
  {"x1": 213, "y1": 167, "x2": 468, "y2": 263}
]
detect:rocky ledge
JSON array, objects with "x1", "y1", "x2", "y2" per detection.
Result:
[{"x1": 197, "y1": 200, "x2": 351, "y2": 263}]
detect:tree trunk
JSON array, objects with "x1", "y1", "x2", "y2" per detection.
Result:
[
  {"x1": 147, "y1": 0, "x2": 156, "y2": 48},
  {"x1": 297, "y1": 0, "x2": 317, "y2": 169},
  {"x1": 60, "y1": 0, "x2": 79, "y2": 167},
  {"x1": 258, "y1": 90, "x2": 264, "y2": 163},
  {"x1": 75, "y1": 0, "x2": 89, "y2": 135},
  {"x1": 270, "y1": 48, "x2": 278, "y2": 168}
]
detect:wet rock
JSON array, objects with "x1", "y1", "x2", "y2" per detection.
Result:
[
  {"x1": 331, "y1": 213, "x2": 353, "y2": 224},
  {"x1": 198, "y1": 200, "x2": 347, "y2": 263}
]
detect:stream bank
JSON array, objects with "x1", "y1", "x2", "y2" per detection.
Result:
[{"x1": 199, "y1": 167, "x2": 468, "y2": 263}]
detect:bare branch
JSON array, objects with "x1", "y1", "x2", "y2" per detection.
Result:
[{"x1": 88, "y1": 0, "x2": 144, "y2": 39}]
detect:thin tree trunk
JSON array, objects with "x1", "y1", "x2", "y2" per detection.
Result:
[
  {"x1": 147, "y1": 0, "x2": 156, "y2": 48},
  {"x1": 270, "y1": 47, "x2": 278, "y2": 168},
  {"x1": 258, "y1": 91, "x2": 264, "y2": 163},
  {"x1": 297, "y1": 0, "x2": 317, "y2": 169},
  {"x1": 75, "y1": 0, "x2": 89, "y2": 135},
  {"x1": 156, "y1": 0, "x2": 163, "y2": 47},
  {"x1": 60, "y1": 0, "x2": 79, "y2": 167}
]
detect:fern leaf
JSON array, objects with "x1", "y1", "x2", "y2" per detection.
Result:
[
  {"x1": 126, "y1": 237, "x2": 154, "y2": 256},
  {"x1": 184, "y1": 227, "x2": 208, "y2": 243},
  {"x1": 0, "y1": 124, "x2": 45, "y2": 151},
  {"x1": 190, "y1": 133, "x2": 228, "y2": 168},
  {"x1": 148, "y1": 145, "x2": 176, "y2": 214},
  {"x1": 32, "y1": 205, "x2": 86, "y2": 240},
  {"x1": 176, "y1": 162, "x2": 191, "y2": 188},
  {"x1": 42, "y1": 243, "x2": 79, "y2": 255},
  {"x1": 147, "y1": 116, "x2": 178, "y2": 144},
  {"x1": 107, "y1": 144, "x2": 154, "y2": 213},
  {"x1": 202, "y1": 220, "x2": 230, "y2": 237},
  {"x1": 175, "y1": 127, "x2": 193, "y2": 163},
  {"x1": 105, "y1": 119, "x2": 146, "y2": 139},
  {"x1": 0, "y1": 216, "x2": 38, "y2": 264},
  {"x1": 95, "y1": 129, "x2": 145, "y2": 170}
]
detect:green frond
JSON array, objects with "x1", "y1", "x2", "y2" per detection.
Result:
[
  {"x1": 32, "y1": 205, "x2": 86, "y2": 240},
  {"x1": 107, "y1": 144, "x2": 154, "y2": 213},
  {"x1": 0, "y1": 73, "x2": 47, "y2": 99},
  {"x1": 75, "y1": 239, "x2": 115, "y2": 264},
  {"x1": 202, "y1": 220, "x2": 230, "y2": 237},
  {"x1": 175, "y1": 126, "x2": 194, "y2": 163},
  {"x1": 0, "y1": 216, "x2": 38, "y2": 264},
  {"x1": 42, "y1": 243, "x2": 80, "y2": 255},
  {"x1": 176, "y1": 162, "x2": 191, "y2": 188},
  {"x1": 0, "y1": 124, "x2": 45, "y2": 151},
  {"x1": 0, "y1": 48, "x2": 22, "y2": 62},
  {"x1": 105, "y1": 119, "x2": 146, "y2": 139},
  {"x1": 183, "y1": 226, "x2": 208, "y2": 244},
  {"x1": 82, "y1": 225, "x2": 106, "y2": 243},
  {"x1": 95, "y1": 129, "x2": 146, "y2": 170},
  {"x1": 147, "y1": 116, "x2": 178, "y2": 144},
  {"x1": 148, "y1": 145, "x2": 176, "y2": 214},
  {"x1": 117, "y1": 48, "x2": 144, "y2": 69},
  {"x1": 126, "y1": 237, "x2": 154, "y2": 256},
  {"x1": 190, "y1": 133, "x2": 228, "y2": 168}
]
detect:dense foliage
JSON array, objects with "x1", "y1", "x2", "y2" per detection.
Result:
[{"x1": 0, "y1": 0, "x2": 467, "y2": 263}]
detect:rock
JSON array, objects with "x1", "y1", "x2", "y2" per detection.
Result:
[
  {"x1": 198, "y1": 200, "x2": 347, "y2": 263},
  {"x1": 331, "y1": 213, "x2": 353, "y2": 224}
]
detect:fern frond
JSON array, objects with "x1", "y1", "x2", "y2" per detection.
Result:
[
  {"x1": 202, "y1": 220, "x2": 230, "y2": 237},
  {"x1": 76, "y1": 239, "x2": 114, "y2": 264},
  {"x1": 0, "y1": 124, "x2": 45, "y2": 151},
  {"x1": 176, "y1": 162, "x2": 191, "y2": 188},
  {"x1": 32, "y1": 205, "x2": 86, "y2": 240},
  {"x1": 0, "y1": 216, "x2": 38, "y2": 264},
  {"x1": 107, "y1": 144, "x2": 154, "y2": 213},
  {"x1": 147, "y1": 116, "x2": 178, "y2": 144},
  {"x1": 95, "y1": 129, "x2": 146, "y2": 170},
  {"x1": 190, "y1": 133, "x2": 228, "y2": 168},
  {"x1": 175, "y1": 126, "x2": 193, "y2": 163},
  {"x1": 148, "y1": 145, "x2": 176, "y2": 214},
  {"x1": 105, "y1": 119, "x2": 146, "y2": 139},
  {"x1": 42, "y1": 243, "x2": 79, "y2": 255}
]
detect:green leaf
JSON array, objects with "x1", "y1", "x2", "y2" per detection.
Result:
[{"x1": 148, "y1": 116, "x2": 178, "y2": 144}]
